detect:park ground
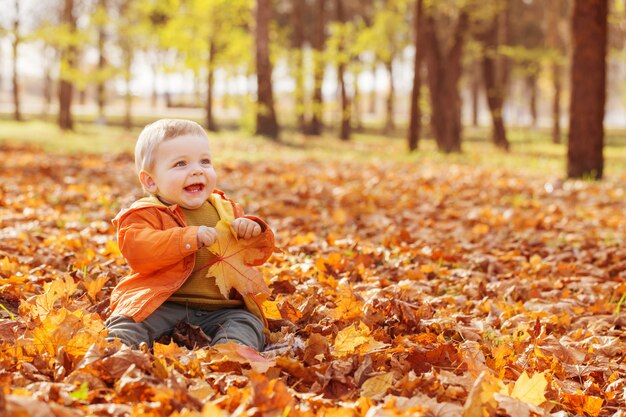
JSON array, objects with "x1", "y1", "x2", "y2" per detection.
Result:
[{"x1": 0, "y1": 119, "x2": 626, "y2": 416}]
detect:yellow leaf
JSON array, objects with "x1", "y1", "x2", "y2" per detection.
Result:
[
  {"x1": 361, "y1": 372, "x2": 393, "y2": 399},
  {"x1": 510, "y1": 371, "x2": 548, "y2": 406},
  {"x1": 261, "y1": 299, "x2": 282, "y2": 320},
  {"x1": 330, "y1": 285, "x2": 363, "y2": 320},
  {"x1": 201, "y1": 401, "x2": 226, "y2": 417},
  {"x1": 84, "y1": 274, "x2": 109, "y2": 300},
  {"x1": 31, "y1": 308, "x2": 105, "y2": 357},
  {"x1": 206, "y1": 220, "x2": 275, "y2": 298},
  {"x1": 333, "y1": 322, "x2": 371, "y2": 358},
  {"x1": 463, "y1": 371, "x2": 505, "y2": 417}
]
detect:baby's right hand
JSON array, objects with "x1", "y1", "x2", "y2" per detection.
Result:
[{"x1": 197, "y1": 226, "x2": 218, "y2": 248}]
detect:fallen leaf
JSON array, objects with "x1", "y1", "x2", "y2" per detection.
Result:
[
  {"x1": 206, "y1": 220, "x2": 275, "y2": 298},
  {"x1": 509, "y1": 371, "x2": 548, "y2": 406},
  {"x1": 361, "y1": 372, "x2": 393, "y2": 400}
]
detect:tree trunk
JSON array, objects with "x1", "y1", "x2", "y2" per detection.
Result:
[
  {"x1": 526, "y1": 71, "x2": 538, "y2": 128},
  {"x1": 567, "y1": 0, "x2": 607, "y2": 179},
  {"x1": 547, "y1": 0, "x2": 563, "y2": 144},
  {"x1": 552, "y1": 62, "x2": 562, "y2": 144},
  {"x1": 11, "y1": 0, "x2": 22, "y2": 122},
  {"x1": 383, "y1": 59, "x2": 395, "y2": 134},
  {"x1": 407, "y1": 0, "x2": 424, "y2": 152},
  {"x1": 292, "y1": 0, "x2": 306, "y2": 133},
  {"x1": 479, "y1": 1, "x2": 510, "y2": 150},
  {"x1": 206, "y1": 38, "x2": 218, "y2": 132},
  {"x1": 95, "y1": 0, "x2": 107, "y2": 123},
  {"x1": 353, "y1": 66, "x2": 363, "y2": 132},
  {"x1": 336, "y1": 0, "x2": 351, "y2": 140},
  {"x1": 255, "y1": 0, "x2": 279, "y2": 139},
  {"x1": 423, "y1": 12, "x2": 467, "y2": 153},
  {"x1": 308, "y1": 0, "x2": 326, "y2": 135},
  {"x1": 471, "y1": 59, "x2": 480, "y2": 127},
  {"x1": 42, "y1": 45, "x2": 54, "y2": 117},
  {"x1": 368, "y1": 63, "x2": 377, "y2": 115},
  {"x1": 58, "y1": 0, "x2": 76, "y2": 130},
  {"x1": 122, "y1": 43, "x2": 133, "y2": 130},
  {"x1": 151, "y1": 62, "x2": 158, "y2": 108}
]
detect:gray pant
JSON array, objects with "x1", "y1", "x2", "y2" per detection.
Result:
[{"x1": 105, "y1": 302, "x2": 265, "y2": 351}]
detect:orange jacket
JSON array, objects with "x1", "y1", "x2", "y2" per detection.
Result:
[{"x1": 109, "y1": 190, "x2": 273, "y2": 325}]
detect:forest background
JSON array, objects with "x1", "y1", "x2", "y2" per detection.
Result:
[{"x1": 2, "y1": 0, "x2": 626, "y2": 416}]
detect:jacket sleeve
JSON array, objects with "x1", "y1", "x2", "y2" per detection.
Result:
[{"x1": 117, "y1": 210, "x2": 199, "y2": 274}]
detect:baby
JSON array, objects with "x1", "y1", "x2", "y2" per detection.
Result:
[{"x1": 105, "y1": 119, "x2": 272, "y2": 351}]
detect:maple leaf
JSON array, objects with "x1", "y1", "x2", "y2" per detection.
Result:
[
  {"x1": 509, "y1": 371, "x2": 548, "y2": 406},
  {"x1": 206, "y1": 220, "x2": 275, "y2": 299}
]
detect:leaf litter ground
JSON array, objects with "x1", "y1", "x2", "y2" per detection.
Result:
[{"x1": 1, "y1": 144, "x2": 626, "y2": 416}]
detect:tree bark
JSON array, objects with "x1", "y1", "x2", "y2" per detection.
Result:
[
  {"x1": 368, "y1": 63, "x2": 377, "y2": 115},
  {"x1": 308, "y1": 0, "x2": 326, "y2": 135},
  {"x1": 423, "y1": 11, "x2": 467, "y2": 153},
  {"x1": 383, "y1": 59, "x2": 395, "y2": 134},
  {"x1": 96, "y1": 0, "x2": 107, "y2": 124},
  {"x1": 526, "y1": 71, "x2": 538, "y2": 128},
  {"x1": 292, "y1": 0, "x2": 306, "y2": 133},
  {"x1": 407, "y1": 0, "x2": 424, "y2": 151},
  {"x1": 205, "y1": 38, "x2": 218, "y2": 132},
  {"x1": 123, "y1": 60, "x2": 132, "y2": 130},
  {"x1": 58, "y1": 0, "x2": 76, "y2": 130},
  {"x1": 353, "y1": 65, "x2": 363, "y2": 131},
  {"x1": 470, "y1": 60, "x2": 480, "y2": 127},
  {"x1": 336, "y1": 0, "x2": 351, "y2": 140},
  {"x1": 547, "y1": 0, "x2": 563, "y2": 144},
  {"x1": 567, "y1": 0, "x2": 607, "y2": 179},
  {"x1": 255, "y1": 0, "x2": 279, "y2": 139},
  {"x1": 42, "y1": 45, "x2": 54, "y2": 117},
  {"x1": 478, "y1": 1, "x2": 510, "y2": 150},
  {"x1": 552, "y1": 62, "x2": 562, "y2": 143},
  {"x1": 11, "y1": 0, "x2": 22, "y2": 122}
]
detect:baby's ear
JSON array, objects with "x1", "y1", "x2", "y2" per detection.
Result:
[{"x1": 139, "y1": 171, "x2": 158, "y2": 193}]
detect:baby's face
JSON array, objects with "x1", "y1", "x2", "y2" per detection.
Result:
[{"x1": 141, "y1": 134, "x2": 217, "y2": 209}]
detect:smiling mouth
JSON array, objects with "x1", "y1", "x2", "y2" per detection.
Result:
[{"x1": 184, "y1": 183, "x2": 205, "y2": 193}]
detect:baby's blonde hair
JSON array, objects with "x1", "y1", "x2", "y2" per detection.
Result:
[{"x1": 135, "y1": 119, "x2": 208, "y2": 177}]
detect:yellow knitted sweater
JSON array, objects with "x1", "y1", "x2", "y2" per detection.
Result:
[{"x1": 168, "y1": 201, "x2": 244, "y2": 310}]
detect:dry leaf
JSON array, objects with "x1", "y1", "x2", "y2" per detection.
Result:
[
  {"x1": 509, "y1": 371, "x2": 548, "y2": 406},
  {"x1": 206, "y1": 220, "x2": 275, "y2": 298}
]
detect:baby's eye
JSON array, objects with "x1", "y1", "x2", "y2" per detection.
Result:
[
  {"x1": 201, "y1": 159, "x2": 212, "y2": 165},
  {"x1": 174, "y1": 161, "x2": 186, "y2": 167}
]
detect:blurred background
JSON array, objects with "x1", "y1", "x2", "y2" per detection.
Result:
[{"x1": 0, "y1": 0, "x2": 623, "y2": 177}]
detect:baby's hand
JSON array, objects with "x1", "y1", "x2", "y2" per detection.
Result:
[
  {"x1": 232, "y1": 218, "x2": 262, "y2": 240},
  {"x1": 197, "y1": 226, "x2": 218, "y2": 248}
]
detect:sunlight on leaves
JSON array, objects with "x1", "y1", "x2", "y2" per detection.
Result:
[{"x1": 509, "y1": 371, "x2": 548, "y2": 406}]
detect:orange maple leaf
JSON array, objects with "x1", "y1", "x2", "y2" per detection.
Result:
[{"x1": 205, "y1": 220, "x2": 275, "y2": 299}]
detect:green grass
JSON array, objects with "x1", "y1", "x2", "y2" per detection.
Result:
[{"x1": 1, "y1": 118, "x2": 625, "y2": 179}]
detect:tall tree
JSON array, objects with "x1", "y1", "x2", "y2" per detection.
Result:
[
  {"x1": 546, "y1": 0, "x2": 566, "y2": 144},
  {"x1": 308, "y1": 0, "x2": 326, "y2": 135},
  {"x1": 567, "y1": 0, "x2": 608, "y2": 179},
  {"x1": 255, "y1": 0, "x2": 279, "y2": 139},
  {"x1": 476, "y1": 0, "x2": 510, "y2": 150},
  {"x1": 94, "y1": 0, "x2": 108, "y2": 124},
  {"x1": 11, "y1": 0, "x2": 22, "y2": 121},
  {"x1": 360, "y1": 0, "x2": 410, "y2": 135},
  {"x1": 58, "y1": 0, "x2": 77, "y2": 130},
  {"x1": 407, "y1": 0, "x2": 424, "y2": 151},
  {"x1": 291, "y1": 0, "x2": 306, "y2": 133},
  {"x1": 335, "y1": 0, "x2": 351, "y2": 140},
  {"x1": 423, "y1": 7, "x2": 468, "y2": 153}
]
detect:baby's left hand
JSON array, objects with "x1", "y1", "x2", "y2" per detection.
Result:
[{"x1": 232, "y1": 218, "x2": 262, "y2": 240}]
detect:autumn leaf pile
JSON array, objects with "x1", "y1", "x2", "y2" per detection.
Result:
[{"x1": 1, "y1": 143, "x2": 626, "y2": 417}]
